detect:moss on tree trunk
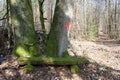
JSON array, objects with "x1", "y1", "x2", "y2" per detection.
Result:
[
  {"x1": 10, "y1": 0, "x2": 40, "y2": 57},
  {"x1": 45, "y1": 0, "x2": 72, "y2": 57},
  {"x1": 45, "y1": 0, "x2": 58, "y2": 57}
]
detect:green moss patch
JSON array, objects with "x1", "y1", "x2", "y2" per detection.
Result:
[
  {"x1": 70, "y1": 65, "x2": 80, "y2": 73},
  {"x1": 18, "y1": 56, "x2": 89, "y2": 65},
  {"x1": 23, "y1": 64, "x2": 35, "y2": 72}
]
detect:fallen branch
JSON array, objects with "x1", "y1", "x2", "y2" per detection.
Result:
[{"x1": 18, "y1": 56, "x2": 89, "y2": 66}]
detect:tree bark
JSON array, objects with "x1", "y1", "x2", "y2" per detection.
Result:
[
  {"x1": 43, "y1": 0, "x2": 53, "y2": 34},
  {"x1": 46, "y1": 0, "x2": 73, "y2": 57},
  {"x1": 114, "y1": 0, "x2": 118, "y2": 38},
  {"x1": 10, "y1": 0, "x2": 40, "y2": 57}
]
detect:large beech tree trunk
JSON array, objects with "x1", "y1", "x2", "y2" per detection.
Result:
[
  {"x1": 9, "y1": 0, "x2": 88, "y2": 67},
  {"x1": 10, "y1": 0, "x2": 40, "y2": 57},
  {"x1": 46, "y1": 0, "x2": 73, "y2": 57}
]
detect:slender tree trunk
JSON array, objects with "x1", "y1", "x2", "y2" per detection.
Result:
[
  {"x1": 107, "y1": 0, "x2": 112, "y2": 36},
  {"x1": 10, "y1": 0, "x2": 40, "y2": 57},
  {"x1": 114, "y1": 0, "x2": 118, "y2": 38},
  {"x1": 114, "y1": 0, "x2": 117, "y2": 29}
]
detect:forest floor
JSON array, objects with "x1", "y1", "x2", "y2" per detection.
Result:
[{"x1": 0, "y1": 38, "x2": 120, "y2": 80}]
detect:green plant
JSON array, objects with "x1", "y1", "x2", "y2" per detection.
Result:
[
  {"x1": 23, "y1": 64, "x2": 35, "y2": 72},
  {"x1": 87, "y1": 22, "x2": 98, "y2": 40},
  {"x1": 70, "y1": 65, "x2": 80, "y2": 73}
]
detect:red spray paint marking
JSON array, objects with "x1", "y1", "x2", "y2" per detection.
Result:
[{"x1": 64, "y1": 21, "x2": 70, "y2": 30}]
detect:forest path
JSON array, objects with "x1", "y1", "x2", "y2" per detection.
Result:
[
  {"x1": 69, "y1": 40, "x2": 120, "y2": 71},
  {"x1": 0, "y1": 39, "x2": 120, "y2": 80}
]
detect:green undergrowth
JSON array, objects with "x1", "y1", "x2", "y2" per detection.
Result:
[
  {"x1": 23, "y1": 64, "x2": 35, "y2": 72},
  {"x1": 70, "y1": 65, "x2": 80, "y2": 73}
]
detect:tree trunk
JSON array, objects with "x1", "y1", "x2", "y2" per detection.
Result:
[
  {"x1": 46, "y1": 0, "x2": 73, "y2": 57},
  {"x1": 10, "y1": 0, "x2": 40, "y2": 57},
  {"x1": 38, "y1": 0, "x2": 46, "y2": 36},
  {"x1": 43, "y1": 0, "x2": 53, "y2": 34},
  {"x1": 114, "y1": 0, "x2": 118, "y2": 38}
]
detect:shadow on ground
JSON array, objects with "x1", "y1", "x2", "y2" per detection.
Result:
[{"x1": 0, "y1": 55, "x2": 120, "y2": 80}]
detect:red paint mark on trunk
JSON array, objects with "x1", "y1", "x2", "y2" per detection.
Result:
[{"x1": 64, "y1": 21, "x2": 70, "y2": 30}]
